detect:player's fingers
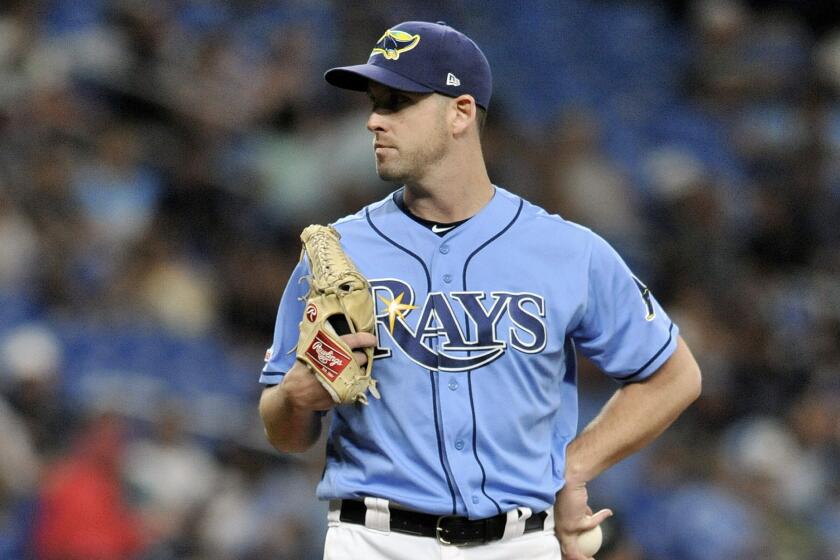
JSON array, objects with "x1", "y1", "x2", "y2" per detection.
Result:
[
  {"x1": 586, "y1": 509, "x2": 612, "y2": 529},
  {"x1": 342, "y1": 332, "x2": 377, "y2": 349},
  {"x1": 558, "y1": 537, "x2": 586, "y2": 560},
  {"x1": 560, "y1": 532, "x2": 601, "y2": 560},
  {"x1": 353, "y1": 349, "x2": 368, "y2": 366}
]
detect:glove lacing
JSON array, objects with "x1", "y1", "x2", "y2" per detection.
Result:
[{"x1": 309, "y1": 233, "x2": 366, "y2": 336}]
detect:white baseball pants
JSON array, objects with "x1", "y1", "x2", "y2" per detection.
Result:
[{"x1": 323, "y1": 499, "x2": 561, "y2": 559}]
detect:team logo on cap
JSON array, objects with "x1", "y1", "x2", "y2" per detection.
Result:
[{"x1": 371, "y1": 29, "x2": 421, "y2": 60}]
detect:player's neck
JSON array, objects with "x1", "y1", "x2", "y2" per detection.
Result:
[{"x1": 403, "y1": 152, "x2": 493, "y2": 223}]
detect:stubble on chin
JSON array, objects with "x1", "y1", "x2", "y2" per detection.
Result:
[
  {"x1": 376, "y1": 147, "x2": 446, "y2": 184},
  {"x1": 374, "y1": 117, "x2": 449, "y2": 183},
  {"x1": 374, "y1": 154, "x2": 410, "y2": 183},
  {"x1": 376, "y1": 165, "x2": 405, "y2": 183}
]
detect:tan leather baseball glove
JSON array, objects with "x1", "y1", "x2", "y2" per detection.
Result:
[{"x1": 295, "y1": 225, "x2": 380, "y2": 405}]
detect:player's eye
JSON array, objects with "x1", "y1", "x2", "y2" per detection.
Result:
[{"x1": 370, "y1": 93, "x2": 411, "y2": 113}]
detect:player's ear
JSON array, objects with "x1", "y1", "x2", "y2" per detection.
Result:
[{"x1": 450, "y1": 95, "x2": 477, "y2": 136}]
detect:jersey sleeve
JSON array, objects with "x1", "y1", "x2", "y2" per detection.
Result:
[
  {"x1": 571, "y1": 233, "x2": 678, "y2": 383},
  {"x1": 259, "y1": 257, "x2": 310, "y2": 385}
]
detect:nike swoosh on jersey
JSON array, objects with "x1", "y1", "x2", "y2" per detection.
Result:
[{"x1": 431, "y1": 224, "x2": 456, "y2": 233}]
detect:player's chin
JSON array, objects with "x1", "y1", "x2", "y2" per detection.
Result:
[{"x1": 375, "y1": 163, "x2": 405, "y2": 183}]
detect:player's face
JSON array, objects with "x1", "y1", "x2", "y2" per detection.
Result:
[{"x1": 366, "y1": 83, "x2": 449, "y2": 183}]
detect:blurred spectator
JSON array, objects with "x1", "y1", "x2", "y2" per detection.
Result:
[
  {"x1": 719, "y1": 416, "x2": 831, "y2": 558},
  {"x1": 14, "y1": 145, "x2": 91, "y2": 308},
  {"x1": 123, "y1": 404, "x2": 219, "y2": 557},
  {"x1": 784, "y1": 390, "x2": 839, "y2": 514},
  {"x1": 815, "y1": 27, "x2": 840, "y2": 94},
  {"x1": 689, "y1": 0, "x2": 809, "y2": 110},
  {"x1": 0, "y1": 189, "x2": 39, "y2": 291},
  {"x1": 645, "y1": 156, "x2": 737, "y2": 294},
  {"x1": 198, "y1": 444, "x2": 323, "y2": 560},
  {"x1": 0, "y1": 396, "x2": 39, "y2": 502},
  {"x1": 666, "y1": 285, "x2": 738, "y2": 431},
  {"x1": 32, "y1": 413, "x2": 147, "y2": 560},
  {"x1": 131, "y1": 234, "x2": 218, "y2": 336},
  {"x1": 70, "y1": 123, "x2": 162, "y2": 264},
  {"x1": 543, "y1": 109, "x2": 648, "y2": 264},
  {"x1": 218, "y1": 241, "x2": 296, "y2": 345},
  {"x1": 0, "y1": 324, "x2": 74, "y2": 458}
]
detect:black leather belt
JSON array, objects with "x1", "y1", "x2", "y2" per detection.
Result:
[{"x1": 339, "y1": 499, "x2": 547, "y2": 546}]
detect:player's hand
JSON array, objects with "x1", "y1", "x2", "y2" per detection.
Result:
[
  {"x1": 341, "y1": 331, "x2": 377, "y2": 370},
  {"x1": 282, "y1": 332, "x2": 377, "y2": 411},
  {"x1": 554, "y1": 479, "x2": 612, "y2": 560}
]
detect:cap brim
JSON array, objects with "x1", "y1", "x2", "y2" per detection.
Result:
[{"x1": 324, "y1": 64, "x2": 434, "y2": 94}]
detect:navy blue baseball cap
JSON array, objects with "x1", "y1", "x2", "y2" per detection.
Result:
[{"x1": 324, "y1": 21, "x2": 492, "y2": 109}]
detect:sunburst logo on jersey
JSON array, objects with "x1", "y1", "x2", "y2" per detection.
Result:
[
  {"x1": 370, "y1": 29, "x2": 421, "y2": 60},
  {"x1": 377, "y1": 292, "x2": 417, "y2": 334}
]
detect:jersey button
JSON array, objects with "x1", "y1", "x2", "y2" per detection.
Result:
[
  {"x1": 448, "y1": 380, "x2": 458, "y2": 391},
  {"x1": 439, "y1": 245, "x2": 450, "y2": 254},
  {"x1": 471, "y1": 496, "x2": 480, "y2": 504},
  {"x1": 454, "y1": 440, "x2": 464, "y2": 450},
  {"x1": 443, "y1": 274, "x2": 452, "y2": 283}
]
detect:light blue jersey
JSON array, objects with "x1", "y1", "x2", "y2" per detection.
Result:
[{"x1": 261, "y1": 186, "x2": 677, "y2": 519}]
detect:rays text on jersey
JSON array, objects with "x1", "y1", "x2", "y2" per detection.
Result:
[{"x1": 371, "y1": 278, "x2": 547, "y2": 372}]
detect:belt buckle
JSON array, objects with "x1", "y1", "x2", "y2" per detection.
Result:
[
  {"x1": 436, "y1": 515, "x2": 485, "y2": 547},
  {"x1": 435, "y1": 515, "x2": 453, "y2": 545}
]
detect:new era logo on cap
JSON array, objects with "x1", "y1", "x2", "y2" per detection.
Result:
[{"x1": 446, "y1": 73, "x2": 460, "y2": 86}]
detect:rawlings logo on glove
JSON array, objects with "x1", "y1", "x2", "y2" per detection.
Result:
[
  {"x1": 295, "y1": 225, "x2": 381, "y2": 405},
  {"x1": 306, "y1": 334, "x2": 352, "y2": 380}
]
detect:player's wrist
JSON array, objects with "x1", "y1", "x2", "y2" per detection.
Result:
[
  {"x1": 280, "y1": 364, "x2": 335, "y2": 413},
  {"x1": 563, "y1": 438, "x2": 603, "y2": 484},
  {"x1": 562, "y1": 458, "x2": 594, "y2": 486}
]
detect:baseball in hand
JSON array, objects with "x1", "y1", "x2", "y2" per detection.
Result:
[{"x1": 577, "y1": 524, "x2": 603, "y2": 556}]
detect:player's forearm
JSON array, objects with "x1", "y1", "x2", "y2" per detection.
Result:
[
  {"x1": 564, "y1": 336, "x2": 701, "y2": 484},
  {"x1": 259, "y1": 383, "x2": 322, "y2": 453}
]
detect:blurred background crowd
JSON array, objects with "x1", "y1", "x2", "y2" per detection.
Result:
[{"x1": 0, "y1": 0, "x2": 838, "y2": 558}]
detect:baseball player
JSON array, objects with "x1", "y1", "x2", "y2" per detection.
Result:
[{"x1": 259, "y1": 21, "x2": 701, "y2": 560}]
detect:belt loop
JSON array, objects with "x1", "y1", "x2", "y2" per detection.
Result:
[
  {"x1": 502, "y1": 506, "x2": 531, "y2": 540},
  {"x1": 363, "y1": 497, "x2": 391, "y2": 534},
  {"x1": 328, "y1": 500, "x2": 342, "y2": 527},
  {"x1": 543, "y1": 507, "x2": 555, "y2": 532}
]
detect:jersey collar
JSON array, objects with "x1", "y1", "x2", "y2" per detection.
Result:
[
  {"x1": 371, "y1": 185, "x2": 522, "y2": 253},
  {"x1": 392, "y1": 189, "x2": 470, "y2": 236}
]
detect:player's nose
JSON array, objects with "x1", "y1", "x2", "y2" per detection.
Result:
[{"x1": 366, "y1": 110, "x2": 387, "y2": 133}]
